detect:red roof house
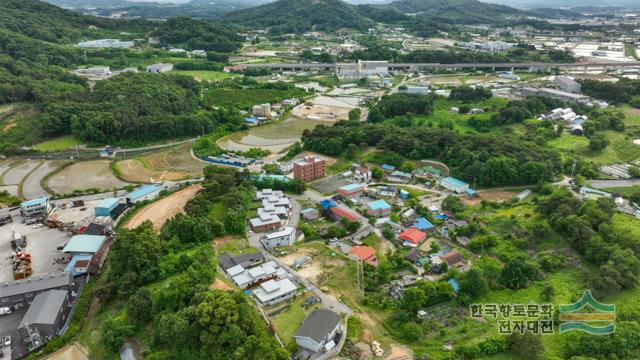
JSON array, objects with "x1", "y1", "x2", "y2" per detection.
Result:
[
  {"x1": 399, "y1": 228, "x2": 427, "y2": 246},
  {"x1": 330, "y1": 207, "x2": 359, "y2": 222},
  {"x1": 349, "y1": 246, "x2": 378, "y2": 267}
]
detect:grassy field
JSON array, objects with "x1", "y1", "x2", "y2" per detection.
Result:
[
  {"x1": 549, "y1": 130, "x2": 640, "y2": 165},
  {"x1": 270, "y1": 294, "x2": 321, "y2": 348},
  {"x1": 204, "y1": 87, "x2": 307, "y2": 109},
  {"x1": 171, "y1": 70, "x2": 239, "y2": 81},
  {"x1": 32, "y1": 135, "x2": 84, "y2": 151},
  {"x1": 415, "y1": 97, "x2": 508, "y2": 134}
]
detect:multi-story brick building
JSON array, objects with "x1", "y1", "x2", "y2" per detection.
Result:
[{"x1": 293, "y1": 156, "x2": 326, "y2": 182}]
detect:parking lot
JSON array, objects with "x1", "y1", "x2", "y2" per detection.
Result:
[
  {"x1": 0, "y1": 309, "x2": 28, "y2": 358},
  {"x1": 0, "y1": 209, "x2": 71, "y2": 283}
]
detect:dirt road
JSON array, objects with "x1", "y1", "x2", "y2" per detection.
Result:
[{"x1": 125, "y1": 184, "x2": 201, "y2": 232}]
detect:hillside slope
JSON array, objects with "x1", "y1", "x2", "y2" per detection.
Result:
[
  {"x1": 222, "y1": 0, "x2": 374, "y2": 34},
  {"x1": 387, "y1": 0, "x2": 529, "y2": 23}
]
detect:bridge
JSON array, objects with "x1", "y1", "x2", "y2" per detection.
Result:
[{"x1": 235, "y1": 61, "x2": 640, "y2": 72}]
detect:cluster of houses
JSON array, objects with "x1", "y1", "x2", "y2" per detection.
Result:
[
  {"x1": 245, "y1": 98, "x2": 300, "y2": 125},
  {"x1": 219, "y1": 251, "x2": 299, "y2": 306},
  {"x1": 250, "y1": 189, "x2": 292, "y2": 233}
]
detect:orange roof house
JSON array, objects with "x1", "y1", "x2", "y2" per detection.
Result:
[
  {"x1": 349, "y1": 246, "x2": 378, "y2": 267},
  {"x1": 399, "y1": 228, "x2": 427, "y2": 247}
]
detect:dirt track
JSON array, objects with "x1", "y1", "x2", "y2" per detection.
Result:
[{"x1": 125, "y1": 184, "x2": 202, "y2": 232}]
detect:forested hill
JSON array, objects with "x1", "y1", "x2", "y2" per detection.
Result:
[
  {"x1": 221, "y1": 0, "x2": 375, "y2": 34},
  {"x1": 386, "y1": 0, "x2": 530, "y2": 24},
  {"x1": 0, "y1": 0, "x2": 243, "y2": 51},
  {"x1": 0, "y1": 0, "x2": 145, "y2": 43}
]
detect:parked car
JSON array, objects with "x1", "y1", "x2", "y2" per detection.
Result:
[
  {"x1": 4, "y1": 336, "x2": 11, "y2": 347},
  {"x1": 302, "y1": 296, "x2": 320, "y2": 307},
  {"x1": 0, "y1": 307, "x2": 11, "y2": 316}
]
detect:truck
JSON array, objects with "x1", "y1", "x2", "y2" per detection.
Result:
[
  {"x1": 72, "y1": 200, "x2": 85, "y2": 208},
  {"x1": 0, "y1": 307, "x2": 11, "y2": 316},
  {"x1": 0, "y1": 215, "x2": 11, "y2": 226},
  {"x1": 11, "y1": 231, "x2": 26, "y2": 249}
]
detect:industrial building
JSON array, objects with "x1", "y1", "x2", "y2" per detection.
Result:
[
  {"x1": 20, "y1": 197, "x2": 50, "y2": 218},
  {"x1": 18, "y1": 290, "x2": 70, "y2": 342},
  {"x1": 335, "y1": 60, "x2": 389, "y2": 79},
  {"x1": 0, "y1": 272, "x2": 73, "y2": 309},
  {"x1": 126, "y1": 184, "x2": 162, "y2": 203},
  {"x1": 553, "y1": 75, "x2": 582, "y2": 93},
  {"x1": 439, "y1": 177, "x2": 470, "y2": 194},
  {"x1": 74, "y1": 39, "x2": 134, "y2": 48},
  {"x1": 145, "y1": 63, "x2": 174, "y2": 73},
  {"x1": 94, "y1": 198, "x2": 119, "y2": 217}
]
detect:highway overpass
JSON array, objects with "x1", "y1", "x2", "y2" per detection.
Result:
[{"x1": 234, "y1": 61, "x2": 640, "y2": 72}]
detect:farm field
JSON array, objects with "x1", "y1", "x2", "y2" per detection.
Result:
[
  {"x1": 2, "y1": 160, "x2": 41, "y2": 186},
  {"x1": 47, "y1": 160, "x2": 130, "y2": 195},
  {"x1": 125, "y1": 184, "x2": 202, "y2": 232},
  {"x1": 218, "y1": 116, "x2": 332, "y2": 152},
  {"x1": 171, "y1": 70, "x2": 239, "y2": 81},
  {"x1": 32, "y1": 135, "x2": 84, "y2": 152},
  {"x1": 22, "y1": 160, "x2": 68, "y2": 199},
  {"x1": 115, "y1": 142, "x2": 205, "y2": 183}
]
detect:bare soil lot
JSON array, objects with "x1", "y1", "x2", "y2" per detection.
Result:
[
  {"x1": 48, "y1": 160, "x2": 130, "y2": 195},
  {"x1": 461, "y1": 189, "x2": 517, "y2": 206},
  {"x1": 125, "y1": 184, "x2": 201, "y2": 232}
]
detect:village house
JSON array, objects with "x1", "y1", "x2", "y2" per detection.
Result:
[
  {"x1": 349, "y1": 245, "x2": 378, "y2": 267},
  {"x1": 366, "y1": 199, "x2": 392, "y2": 217},
  {"x1": 337, "y1": 183, "x2": 365, "y2": 198},
  {"x1": 261, "y1": 227, "x2": 297, "y2": 250},
  {"x1": 439, "y1": 177, "x2": 469, "y2": 194},
  {"x1": 399, "y1": 228, "x2": 427, "y2": 247},
  {"x1": 387, "y1": 170, "x2": 412, "y2": 183},
  {"x1": 253, "y1": 278, "x2": 298, "y2": 306},
  {"x1": 294, "y1": 309, "x2": 344, "y2": 353}
]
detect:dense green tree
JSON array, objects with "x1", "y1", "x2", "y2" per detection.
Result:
[{"x1": 127, "y1": 287, "x2": 153, "y2": 325}]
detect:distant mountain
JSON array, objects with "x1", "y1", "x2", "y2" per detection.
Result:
[
  {"x1": 483, "y1": 0, "x2": 639, "y2": 9},
  {"x1": 222, "y1": 0, "x2": 374, "y2": 34},
  {"x1": 386, "y1": 0, "x2": 529, "y2": 23}
]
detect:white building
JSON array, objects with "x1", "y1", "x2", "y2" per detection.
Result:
[
  {"x1": 261, "y1": 227, "x2": 296, "y2": 250},
  {"x1": 553, "y1": 75, "x2": 582, "y2": 93},
  {"x1": 146, "y1": 63, "x2": 174, "y2": 73},
  {"x1": 75, "y1": 66, "x2": 111, "y2": 77},
  {"x1": 278, "y1": 162, "x2": 294, "y2": 174},
  {"x1": 75, "y1": 39, "x2": 134, "y2": 48},
  {"x1": 439, "y1": 177, "x2": 469, "y2": 194},
  {"x1": 294, "y1": 309, "x2": 343, "y2": 353},
  {"x1": 228, "y1": 260, "x2": 285, "y2": 289},
  {"x1": 253, "y1": 278, "x2": 297, "y2": 306},
  {"x1": 335, "y1": 60, "x2": 388, "y2": 79}
]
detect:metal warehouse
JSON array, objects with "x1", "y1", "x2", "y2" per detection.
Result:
[{"x1": 94, "y1": 198, "x2": 119, "y2": 217}]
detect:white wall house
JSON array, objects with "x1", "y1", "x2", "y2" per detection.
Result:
[
  {"x1": 439, "y1": 177, "x2": 469, "y2": 194},
  {"x1": 294, "y1": 309, "x2": 343, "y2": 353},
  {"x1": 261, "y1": 227, "x2": 296, "y2": 250}
]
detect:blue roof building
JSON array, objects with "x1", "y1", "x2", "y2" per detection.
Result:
[
  {"x1": 439, "y1": 177, "x2": 469, "y2": 194},
  {"x1": 62, "y1": 235, "x2": 107, "y2": 254},
  {"x1": 95, "y1": 198, "x2": 119, "y2": 217},
  {"x1": 20, "y1": 197, "x2": 50, "y2": 217},
  {"x1": 399, "y1": 189, "x2": 410, "y2": 199},
  {"x1": 413, "y1": 217, "x2": 434, "y2": 231},
  {"x1": 465, "y1": 188, "x2": 478, "y2": 197},
  {"x1": 64, "y1": 254, "x2": 93, "y2": 277},
  {"x1": 448, "y1": 278, "x2": 460, "y2": 294},
  {"x1": 434, "y1": 213, "x2": 448, "y2": 220},
  {"x1": 320, "y1": 199, "x2": 337, "y2": 210},
  {"x1": 126, "y1": 184, "x2": 162, "y2": 203},
  {"x1": 367, "y1": 199, "x2": 392, "y2": 217},
  {"x1": 382, "y1": 164, "x2": 396, "y2": 172}
]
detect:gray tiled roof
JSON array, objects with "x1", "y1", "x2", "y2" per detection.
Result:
[
  {"x1": 19, "y1": 290, "x2": 68, "y2": 328},
  {"x1": 295, "y1": 309, "x2": 341, "y2": 343}
]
